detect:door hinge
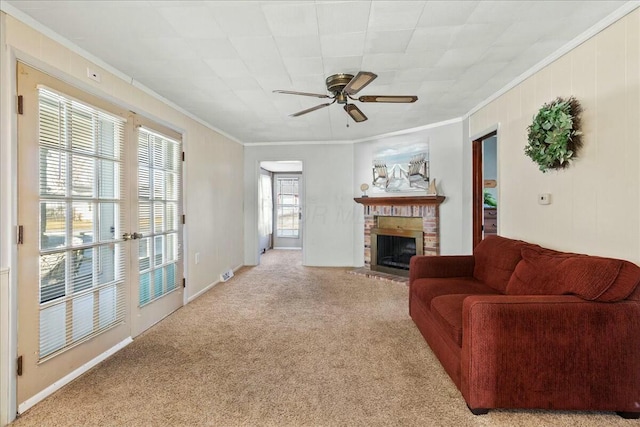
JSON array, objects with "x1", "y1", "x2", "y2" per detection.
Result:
[
  {"x1": 17, "y1": 355, "x2": 23, "y2": 376},
  {"x1": 17, "y1": 95, "x2": 23, "y2": 115},
  {"x1": 182, "y1": 278, "x2": 186, "y2": 288},
  {"x1": 17, "y1": 225, "x2": 24, "y2": 245},
  {"x1": 182, "y1": 151, "x2": 185, "y2": 161},
  {"x1": 182, "y1": 214, "x2": 185, "y2": 225}
]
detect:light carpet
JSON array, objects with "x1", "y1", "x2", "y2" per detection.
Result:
[{"x1": 12, "y1": 250, "x2": 634, "y2": 426}]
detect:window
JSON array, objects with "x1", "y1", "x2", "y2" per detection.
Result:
[
  {"x1": 137, "y1": 128, "x2": 181, "y2": 306},
  {"x1": 275, "y1": 177, "x2": 300, "y2": 238},
  {"x1": 38, "y1": 87, "x2": 126, "y2": 359}
]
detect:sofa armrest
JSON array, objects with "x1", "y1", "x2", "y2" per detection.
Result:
[
  {"x1": 409, "y1": 255, "x2": 475, "y2": 284},
  {"x1": 461, "y1": 295, "x2": 640, "y2": 412}
]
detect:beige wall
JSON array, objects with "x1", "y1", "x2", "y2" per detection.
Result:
[
  {"x1": 1, "y1": 13, "x2": 244, "y2": 300},
  {"x1": 470, "y1": 9, "x2": 640, "y2": 264}
]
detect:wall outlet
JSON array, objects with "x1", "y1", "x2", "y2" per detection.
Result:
[
  {"x1": 87, "y1": 68, "x2": 101, "y2": 83},
  {"x1": 195, "y1": 252, "x2": 200, "y2": 265},
  {"x1": 220, "y1": 269, "x2": 234, "y2": 282},
  {"x1": 538, "y1": 193, "x2": 551, "y2": 205}
]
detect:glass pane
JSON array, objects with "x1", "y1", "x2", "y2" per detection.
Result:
[
  {"x1": 152, "y1": 138, "x2": 165, "y2": 169},
  {"x1": 98, "y1": 203, "x2": 117, "y2": 241},
  {"x1": 139, "y1": 238, "x2": 151, "y2": 272},
  {"x1": 166, "y1": 233, "x2": 177, "y2": 262},
  {"x1": 153, "y1": 268, "x2": 164, "y2": 299},
  {"x1": 166, "y1": 263, "x2": 176, "y2": 291},
  {"x1": 40, "y1": 303, "x2": 66, "y2": 357},
  {"x1": 40, "y1": 148, "x2": 66, "y2": 196},
  {"x1": 98, "y1": 159, "x2": 119, "y2": 199},
  {"x1": 39, "y1": 97, "x2": 63, "y2": 149},
  {"x1": 153, "y1": 169, "x2": 165, "y2": 200},
  {"x1": 166, "y1": 202, "x2": 177, "y2": 232},
  {"x1": 166, "y1": 141, "x2": 180, "y2": 171},
  {"x1": 97, "y1": 118, "x2": 117, "y2": 159},
  {"x1": 139, "y1": 272, "x2": 150, "y2": 306},
  {"x1": 72, "y1": 202, "x2": 94, "y2": 245},
  {"x1": 40, "y1": 252, "x2": 66, "y2": 303},
  {"x1": 72, "y1": 293, "x2": 94, "y2": 341},
  {"x1": 138, "y1": 168, "x2": 150, "y2": 199},
  {"x1": 71, "y1": 154, "x2": 94, "y2": 197},
  {"x1": 154, "y1": 235, "x2": 164, "y2": 267},
  {"x1": 70, "y1": 105, "x2": 94, "y2": 153},
  {"x1": 72, "y1": 248, "x2": 93, "y2": 293},
  {"x1": 139, "y1": 203, "x2": 151, "y2": 235},
  {"x1": 154, "y1": 202, "x2": 165, "y2": 234},
  {"x1": 97, "y1": 245, "x2": 115, "y2": 285},
  {"x1": 41, "y1": 201, "x2": 67, "y2": 250},
  {"x1": 98, "y1": 285, "x2": 117, "y2": 329},
  {"x1": 166, "y1": 172, "x2": 178, "y2": 201}
]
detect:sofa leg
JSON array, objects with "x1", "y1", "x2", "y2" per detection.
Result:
[
  {"x1": 466, "y1": 404, "x2": 489, "y2": 415},
  {"x1": 617, "y1": 411, "x2": 640, "y2": 419}
]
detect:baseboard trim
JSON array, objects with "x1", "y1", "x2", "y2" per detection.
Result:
[
  {"x1": 17, "y1": 337, "x2": 133, "y2": 414},
  {"x1": 187, "y1": 264, "x2": 244, "y2": 303},
  {"x1": 272, "y1": 247, "x2": 302, "y2": 250}
]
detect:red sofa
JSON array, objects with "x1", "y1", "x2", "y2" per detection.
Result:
[{"x1": 409, "y1": 235, "x2": 640, "y2": 418}]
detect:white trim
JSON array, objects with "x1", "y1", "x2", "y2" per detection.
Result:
[
  {"x1": 0, "y1": 3, "x2": 243, "y2": 146},
  {"x1": 470, "y1": 124, "x2": 500, "y2": 143},
  {"x1": 245, "y1": 139, "x2": 354, "y2": 147},
  {"x1": 272, "y1": 247, "x2": 303, "y2": 250},
  {"x1": 17, "y1": 337, "x2": 133, "y2": 415},
  {"x1": 186, "y1": 263, "x2": 243, "y2": 303},
  {"x1": 466, "y1": 1, "x2": 640, "y2": 118}
]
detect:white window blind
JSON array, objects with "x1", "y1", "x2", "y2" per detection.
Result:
[
  {"x1": 137, "y1": 127, "x2": 182, "y2": 306},
  {"x1": 275, "y1": 177, "x2": 300, "y2": 238},
  {"x1": 38, "y1": 87, "x2": 126, "y2": 360}
]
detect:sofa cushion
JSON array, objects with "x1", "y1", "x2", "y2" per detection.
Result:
[
  {"x1": 473, "y1": 235, "x2": 528, "y2": 293},
  {"x1": 430, "y1": 294, "x2": 469, "y2": 347},
  {"x1": 411, "y1": 277, "x2": 500, "y2": 310},
  {"x1": 506, "y1": 247, "x2": 640, "y2": 302}
]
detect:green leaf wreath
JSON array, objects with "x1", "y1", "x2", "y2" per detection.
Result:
[{"x1": 524, "y1": 97, "x2": 582, "y2": 173}]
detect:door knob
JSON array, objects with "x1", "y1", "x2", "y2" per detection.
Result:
[
  {"x1": 122, "y1": 233, "x2": 132, "y2": 241},
  {"x1": 132, "y1": 232, "x2": 143, "y2": 240}
]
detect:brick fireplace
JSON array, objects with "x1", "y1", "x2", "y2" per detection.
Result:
[{"x1": 354, "y1": 196, "x2": 445, "y2": 279}]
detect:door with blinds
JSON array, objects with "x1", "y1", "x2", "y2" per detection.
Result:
[{"x1": 16, "y1": 63, "x2": 183, "y2": 408}]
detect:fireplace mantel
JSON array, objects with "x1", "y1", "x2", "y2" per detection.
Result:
[{"x1": 354, "y1": 195, "x2": 445, "y2": 206}]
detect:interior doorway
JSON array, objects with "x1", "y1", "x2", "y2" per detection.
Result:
[
  {"x1": 258, "y1": 161, "x2": 303, "y2": 257},
  {"x1": 472, "y1": 131, "x2": 498, "y2": 248}
]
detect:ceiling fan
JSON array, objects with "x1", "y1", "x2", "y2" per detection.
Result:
[{"x1": 273, "y1": 71, "x2": 418, "y2": 123}]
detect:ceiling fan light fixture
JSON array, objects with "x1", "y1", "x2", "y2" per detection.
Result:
[{"x1": 344, "y1": 104, "x2": 368, "y2": 123}]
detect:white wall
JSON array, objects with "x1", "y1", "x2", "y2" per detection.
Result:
[
  {"x1": 352, "y1": 119, "x2": 472, "y2": 265},
  {"x1": 470, "y1": 9, "x2": 640, "y2": 264},
  {"x1": 244, "y1": 144, "x2": 355, "y2": 266}
]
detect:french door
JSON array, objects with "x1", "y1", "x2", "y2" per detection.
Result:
[
  {"x1": 16, "y1": 63, "x2": 183, "y2": 408},
  {"x1": 272, "y1": 174, "x2": 302, "y2": 249}
]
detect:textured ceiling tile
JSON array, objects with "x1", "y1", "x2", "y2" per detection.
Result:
[
  {"x1": 368, "y1": 1, "x2": 426, "y2": 31},
  {"x1": 262, "y1": 2, "x2": 319, "y2": 37},
  {"x1": 365, "y1": 30, "x2": 413, "y2": 54},
  {"x1": 275, "y1": 36, "x2": 323, "y2": 58},
  {"x1": 321, "y1": 32, "x2": 366, "y2": 58},
  {"x1": 207, "y1": 2, "x2": 272, "y2": 36},
  {"x1": 418, "y1": 1, "x2": 478, "y2": 27},
  {"x1": 316, "y1": 1, "x2": 372, "y2": 35},
  {"x1": 449, "y1": 22, "x2": 510, "y2": 49},
  {"x1": 435, "y1": 47, "x2": 488, "y2": 69},
  {"x1": 229, "y1": 36, "x2": 281, "y2": 61},
  {"x1": 406, "y1": 27, "x2": 460, "y2": 53},
  {"x1": 467, "y1": 1, "x2": 532, "y2": 24},
  {"x1": 203, "y1": 58, "x2": 253, "y2": 79},
  {"x1": 323, "y1": 56, "x2": 364, "y2": 77},
  {"x1": 283, "y1": 57, "x2": 325, "y2": 77},
  {"x1": 190, "y1": 39, "x2": 242, "y2": 60},
  {"x1": 158, "y1": 6, "x2": 226, "y2": 38}
]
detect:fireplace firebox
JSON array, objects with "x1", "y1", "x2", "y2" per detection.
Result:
[{"x1": 370, "y1": 216, "x2": 424, "y2": 277}]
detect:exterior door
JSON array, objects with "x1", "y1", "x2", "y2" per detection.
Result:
[
  {"x1": 272, "y1": 174, "x2": 302, "y2": 249},
  {"x1": 16, "y1": 63, "x2": 184, "y2": 408}
]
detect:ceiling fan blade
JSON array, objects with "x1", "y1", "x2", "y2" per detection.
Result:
[
  {"x1": 358, "y1": 95, "x2": 418, "y2": 103},
  {"x1": 290, "y1": 101, "x2": 335, "y2": 117},
  {"x1": 343, "y1": 71, "x2": 377, "y2": 95},
  {"x1": 344, "y1": 104, "x2": 368, "y2": 123},
  {"x1": 273, "y1": 90, "x2": 331, "y2": 99}
]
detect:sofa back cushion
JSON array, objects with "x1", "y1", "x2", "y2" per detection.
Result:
[
  {"x1": 505, "y1": 247, "x2": 640, "y2": 302},
  {"x1": 473, "y1": 235, "x2": 528, "y2": 293}
]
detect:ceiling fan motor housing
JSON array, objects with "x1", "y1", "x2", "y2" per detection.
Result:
[{"x1": 326, "y1": 73, "x2": 354, "y2": 103}]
